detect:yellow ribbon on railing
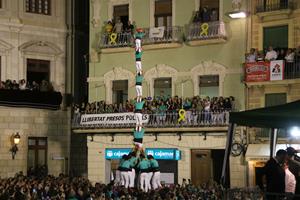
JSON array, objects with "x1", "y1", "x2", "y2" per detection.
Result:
[
  {"x1": 200, "y1": 23, "x2": 209, "y2": 37},
  {"x1": 109, "y1": 33, "x2": 117, "y2": 45},
  {"x1": 178, "y1": 109, "x2": 186, "y2": 123}
]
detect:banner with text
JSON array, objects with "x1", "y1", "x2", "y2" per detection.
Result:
[
  {"x1": 149, "y1": 26, "x2": 165, "y2": 38},
  {"x1": 80, "y1": 113, "x2": 149, "y2": 125},
  {"x1": 245, "y1": 62, "x2": 270, "y2": 82}
]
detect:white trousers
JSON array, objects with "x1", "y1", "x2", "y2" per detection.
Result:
[
  {"x1": 135, "y1": 113, "x2": 143, "y2": 126},
  {"x1": 135, "y1": 85, "x2": 142, "y2": 97},
  {"x1": 121, "y1": 171, "x2": 129, "y2": 188},
  {"x1": 136, "y1": 61, "x2": 142, "y2": 73},
  {"x1": 140, "y1": 172, "x2": 150, "y2": 192},
  {"x1": 135, "y1": 39, "x2": 141, "y2": 52},
  {"x1": 115, "y1": 170, "x2": 121, "y2": 186},
  {"x1": 152, "y1": 171, "x2": 162, "y2": 189},
  {"x1": 147, "y1": 172, "x2": 153, "y2": 191},
  {"x1": 128, "y1": 168, "x2": 135, "y2": 188}
]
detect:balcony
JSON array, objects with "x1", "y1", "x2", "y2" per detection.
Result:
[
  {"x1": 99, "y1": 32, "x2": 133, "y2": 53},
  {"x1": 255, "y1": 0, "x2": 294, "y2": 21},
  {"x1": 244, "y1": 59, "x2": 300, "y2": 85},
  {"x1": 186, "y1": 21, "x2": 227, "y2": 46},
  {"x1": 98, "y1": 26, "x2": 183, "y2": 53},
  {"x1": 72, "y1": 111, "x2": 230, "y2": 133},
  {"x1": 0, "y1": 89, "x2": 62, "y2": 110},
  {"x1": 142, "y1": 26, "x2": 183, "y2": 50}
]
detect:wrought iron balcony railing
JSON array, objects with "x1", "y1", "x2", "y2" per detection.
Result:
[
  {"x1": 99, "y1": 26, "x2": 183, "y2": 49},
  {"x1": 72, "y1": 111, "x2": 231, "y2": 129},
  {"x1": 256, "y1": 0, "x2": 293, "y2": 13},
  {"x1": 186, "y1": 21, "x2": 226, "y2": 42}
]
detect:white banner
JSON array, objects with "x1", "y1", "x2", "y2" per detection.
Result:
[
  {"x1": 80, "y1": 112, "x2": 149, "y2": 125},
  {"x1": 149, "y1": 26, "x2": 165, "y2": 38},
  {"x1": 270, "y1": 60, "x2": 284, "y2": 81}
]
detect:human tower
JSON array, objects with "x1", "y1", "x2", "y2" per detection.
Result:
[{"x1": 116, "y1": 28, "x2": 161, "y2": 192}]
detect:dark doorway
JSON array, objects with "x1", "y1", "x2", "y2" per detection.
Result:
[
  {"x1": 113, "y1": 4, "x2": 129, "y2": 30},
  {"x1": 112, "y1": 80, "x2": 128, "y2": 104},
  {"x1": 211, "y1": 149, "x2": 230, "y2": 187},
  {"x1": 27, "y1": 59, "x2": 50, "y2": 84}
]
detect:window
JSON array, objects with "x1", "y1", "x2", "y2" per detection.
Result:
[
  {"x1": 199, "y1": 75, "x2": 219, "y2": 98},
  {"x1": 113, "y1": 4, "x2": 129, "y2": 30},
  {"x1": 27, "y1": 137, "x2": 47, "y2": 171},
  {"x1": 265, "y1": 93, "x2": 286, "y2": 107},
  {"x1": 112, "y1": 80, "x2": 128, "y2": 104},
  {"x1": 197, "y1": 0, "x2": 219, "y2": 22},
  {"x1": 263, "y1": 25, "x2": 288, "y2": 50},
  {"x1": 154, "y1": 77, "x2": 172, "y2": 98},
  {"x1": 27, "y1": 59, "x2": 50, "y2": 85},
  {"x1": 263, "y1": 93, "x2": 287, "y2": 137},
  {"x1": 155, "y1": 0, "x2": 172, "y2": 27},
  {"x1": 25, "y1": 0, "x2": 51, "y2": 15}
]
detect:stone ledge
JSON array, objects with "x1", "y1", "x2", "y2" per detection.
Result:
[
  {"x1": 245, "y1": 78, "x2": 300, "y2": 87},
  {"x1": 73, "y1": 126, "x2": 228, "y2": 134},
  {"x1": 100, "y1": 47, "x2": 132, "y2": 54},
  {"x1": 256, "y1": 9, "x2": 293, "y2": 21},
  {"x1": 187, "y1": 38, "x2": 227, "y2": 46}
]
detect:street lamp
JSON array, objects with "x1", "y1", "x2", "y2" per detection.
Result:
[
  {"x1": 290, "y1": 126, "x2": 300, "y2": 138},
  {"x1": 11, "y1": 132, "x2": 20, "y2": 159},
  {"x1": 227, "y1": 11, "x2": 247, "y2": 19}
]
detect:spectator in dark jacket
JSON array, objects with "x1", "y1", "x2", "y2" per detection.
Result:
[{"x1": 264, "y1": 149, "x2": 287, "y2": 198}]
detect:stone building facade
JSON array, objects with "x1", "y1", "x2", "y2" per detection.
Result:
[{"x1": 0, "y1": 0, "x2": 70, "y2": 177}]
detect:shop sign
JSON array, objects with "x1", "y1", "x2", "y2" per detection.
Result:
[
  {"x1": 145, "y1": 148, "x2": 181, "y2": 160},
  {"x1": 105, "y1": 148, "x2": 181, "y2": 160}
]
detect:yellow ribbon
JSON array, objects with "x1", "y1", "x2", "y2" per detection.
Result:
[
  {"x1": 200, "y1": 23, "x2": 209, "y2": 37},
  {"x1": 109, "y1": 33, "x2": 117, "y2": 45},
  {"x1": 178, "y1": 109, "x2": 186, "y2": 123}
]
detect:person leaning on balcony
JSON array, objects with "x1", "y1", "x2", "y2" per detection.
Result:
[
  {"x1": 277, "y1": 49, "x2": 286, "y2": 60},
  {"x1": 105, "y1": 21, "x2": 113, "y2": 34},
  {"x1": 265, "y1": 46, "x2": 278, "y2": 61},
  {"x1": 246, "y1": 48, "x2": 257, "y2": 63},
  {"x1": 285, "y1": 49, "x2": 295, "y2": 63},
  {"x1": 113, "y1": 18, "x2": 123, "y2": 34}
]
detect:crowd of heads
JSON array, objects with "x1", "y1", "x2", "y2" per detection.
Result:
[
  {"x1": 192, "y1": 6, "x2": 219, "y2": 23},
  {"x1": 0, "y1": 79, "x2": 54, "y2": 92},
  {"x1": 0, "y1": 173, "x2": 224, "y2": 200},
  {"x1": 73, "y1": 96, "x2": 235, "y2": 115},
  {"x1": 105, "y1": 18, "x2": 135, "y2": 35},
  {"x1": 245, "y1": 46, "x2": 300, "y2": 63}
]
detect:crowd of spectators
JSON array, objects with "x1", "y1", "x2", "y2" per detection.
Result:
[
  {"x1": 73, "y1": 96, "x2": 235, "y2": 126},
  {"x1": 103, "y1": 18, "x2": 136, "y2": 45},
  {"x1": 192, "y1": 6, "x2": 219, "y2": 23},
  {"x1": 0, "y1": 79, "x2": 54, "y2": 92},
  {"x1": 245, "y1": 46, "x2": 300, "y2": 63},
  {"x1": 0, "y1": 173, "x2": 224, "y2": 200}
]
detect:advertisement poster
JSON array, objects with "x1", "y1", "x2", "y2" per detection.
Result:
[
  {"x1": 270, "y1": 60, "x2": 284, "y2": 81},
  {"x1": 245, "y1": 62, "x2": 270, "y2": 82}
]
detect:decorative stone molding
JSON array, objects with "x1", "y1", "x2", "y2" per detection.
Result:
[
  {"x1": 0, "y1": 40, "x2": 13, "y2": 81},
  {"x1": 191, "y1": 61, "x2": 227, "y2": 96},
  {"x1": 144, "y1": 64, "x2": 178, "y2": 97},
  {"x1": 0, "y1": 39, "x2": 13, "y2": 55},
  {"x1": 19, "y1": 40, "x2": 63, "y2": 56},
  {"x1": 103, "y1": 67, "x2": 135, "y2": 103},
  {"x1": 91, "y1": 0, "x2": 101, "y2": 28},
  {"x1": 19, "y1": 40, "x2": 64, "y2": 92}
]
